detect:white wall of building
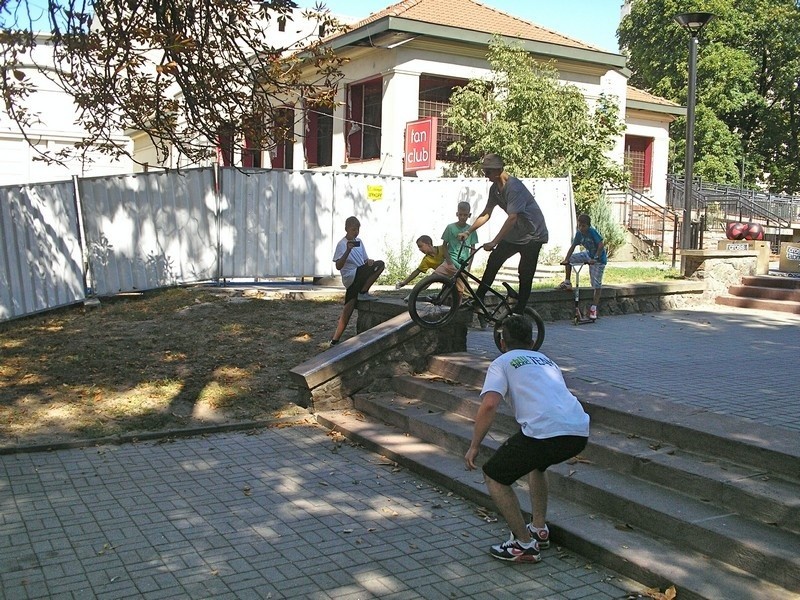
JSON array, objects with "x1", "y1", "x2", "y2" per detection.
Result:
[
  {"x1": 304, "y1": 42, "x2": 635, "y2": 181},
  {"x1": 625, "y1": 111, "x2": 673, "y2": 204},
  {"x1": 0, "y1": 38, "x2": 133, "y2": 186}
]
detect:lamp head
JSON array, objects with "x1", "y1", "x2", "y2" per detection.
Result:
[{"x1": 674, "y1": 12, "x2": 715, "y2": 36}]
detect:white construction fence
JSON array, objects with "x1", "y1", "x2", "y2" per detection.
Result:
[{"x1": 0, "y1": 167, "x2": 576, "y2": 322}]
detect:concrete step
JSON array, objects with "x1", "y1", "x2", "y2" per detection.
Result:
[
  {"x1": 426, "y1": 354, "x2": 800, "y2": 481},
  {"x1": 315, "y1": 408, "x2": 797, "y2": 600},
  {"x1": 715, "y1": 294, "x2": 800, "y2": 314},
  {"x1": 349, "y1": 387, "x2": 800, "y2": 592},
  {"x1": 726, "y1": 284, "x2": 800, "y2": 301},
  {"x1": 388, "y1": 374, "x2": 800, "y2": 534},
  {"x1": 497, "y1": 263, "x2": 561, "y2": 283},
  {"x1": 742, "y1": 275, "x2": 800, "y2": 290}
]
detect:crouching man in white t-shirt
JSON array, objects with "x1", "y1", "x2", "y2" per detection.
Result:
[{"x1": 464, "y1": 314, "x2": 590, "y2": 563}]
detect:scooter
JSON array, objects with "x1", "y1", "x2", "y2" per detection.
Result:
[{"x1": 571, "y1": 261, "x2": 596, "y2": 326}]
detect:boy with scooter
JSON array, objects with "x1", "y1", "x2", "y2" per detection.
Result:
[{"x1": 556, "y1": 214, "x2": 606, "y2": 321}]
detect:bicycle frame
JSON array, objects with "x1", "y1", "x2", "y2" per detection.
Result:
[
  {"x1": 407, "y1": 243, "x2": 545, "y2": 351},
  {"x1": 447, "y1": 246, "x2": 515, "y2": 325}
]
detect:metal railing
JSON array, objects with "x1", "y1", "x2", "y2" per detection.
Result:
[
  {"x1": 609, "y1": 187, "x2": 681, "y2": 264},
  {"x1": 666, "y1": 175, "x2": 796, "y2": 230}
]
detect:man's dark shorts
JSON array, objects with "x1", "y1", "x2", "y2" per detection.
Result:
[
  {"x1": 344, "y1": 261, "x2": 385, "y2": 304},
  {"x1": 482, "y1": 431, "x2": 587, "y2": 485}
]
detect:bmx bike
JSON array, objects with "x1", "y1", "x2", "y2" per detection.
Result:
[{"x1": 407, "y1": 245, "x2": 545, "y2": 352}]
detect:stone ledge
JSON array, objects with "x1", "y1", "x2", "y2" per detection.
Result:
[
  {"x1": 290, "y1": 307, "x2": 470, "y2": 412},
  {"x1": 681, "y1": 250, "x2": 758, "y2": 300},
  {"x1": 292, "y1": 280, "x2": 707, "y2": 411}
]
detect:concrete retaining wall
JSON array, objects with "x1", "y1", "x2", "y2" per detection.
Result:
[{"x1": 292, "y1": 280, "x2": 707, "y2": 412}]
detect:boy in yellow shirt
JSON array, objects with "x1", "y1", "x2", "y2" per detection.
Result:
[{"x1": 395, "y1": 235, "x2": 446, "y2": 289}]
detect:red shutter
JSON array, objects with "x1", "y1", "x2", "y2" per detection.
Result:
[{"x1": 347, "y1": 84, "x2": 364, "y2": 160}]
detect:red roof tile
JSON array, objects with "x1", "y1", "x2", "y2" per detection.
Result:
[{"x1": 332, "y1": 0, "x2": 611, "y2": 53}]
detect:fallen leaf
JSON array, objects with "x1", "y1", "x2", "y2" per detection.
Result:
[
  {"x1": 97, "y1": 543, "x2": 116, "y2": 555},
  {"x1": 380, "y1": 507, "x2": 399, "y2": 518}
]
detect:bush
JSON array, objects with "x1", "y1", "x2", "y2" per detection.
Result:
[
  {"x1": 539, "y1": 245, "x2": 563, "y2": 266},
  {"x1": 378, "y1": 238, "x2": 416, "y2": 285},
  {"x1": 587, "y1": 197, "x2": 625, "y2": 258}
]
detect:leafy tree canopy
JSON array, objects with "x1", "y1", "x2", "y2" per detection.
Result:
[
  {"x1": 443, "y1": 37, "x2": 627, "y2": 214},
  {"x1": 0, "y1": 0, "x2": 347, "y2": 167},
  {"x1": 619, "y1": 0, "x2": 800, "y2": 194}
]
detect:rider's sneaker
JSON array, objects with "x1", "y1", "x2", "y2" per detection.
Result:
[
  {"x1": 556, "y1": 279, "x2": 572, "y2": 291},
  {"x1": 489, "y1": 534, "x2": 541, "y2": 563},
  {"x1": 358, "y1": 292, "x2": 379, "y2": 301},
  {"x1": 526, "y1": 524, "x2": 550, "y2": 549},
  {"x1": 589, "y1": 305, "x2": 598, "y2": 320}
]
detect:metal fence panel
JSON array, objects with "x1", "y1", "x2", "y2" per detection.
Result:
[
  {"x1": 219, "y1": 168, "x2": 334, "y2": 279},
  {"x1": 398, "y1": 177, "x2": 575, "y2": 267},
  {"x1": 2, "y1": 167, "x2": 576, "y2": 322},
  {"x1": 0, "y1": 181, "x2": 85, "y2": 321},
  {"x1": 79, "y1": 169, "x2": 218, "y2": 295},
  {"x1": 331, "y1": 172, "x2": 403, "y2": 275}
]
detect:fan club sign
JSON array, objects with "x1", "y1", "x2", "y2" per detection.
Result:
[{"x1": 404, "y1": 117, "x2": 437, "y2": 174}]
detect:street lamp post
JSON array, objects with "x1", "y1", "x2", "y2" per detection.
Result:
[{"x1": 674, "y1": 12, "x2": 714, "y2": 250}]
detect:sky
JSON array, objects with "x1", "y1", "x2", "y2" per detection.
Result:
[{"x1": 301, "y1": 0, "x2": 624, "y2": 53}]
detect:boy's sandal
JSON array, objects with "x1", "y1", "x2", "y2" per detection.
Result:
[{"x1": 556, "y1": 280, "x2": 572, "y2": 290}]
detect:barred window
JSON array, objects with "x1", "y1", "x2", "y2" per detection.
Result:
[
  {"x1": 624, "y1": 135, "x2": 653, "y2": 190},
  {"x1": 418, "y1": 75, "x2": 474, "y2": 163}
]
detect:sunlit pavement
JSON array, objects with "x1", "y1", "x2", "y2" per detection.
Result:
[
  {"x1": 1, "y1": 304, "x2": 797, "y2": 599},
  {"x1": 469, "y1": 304, "x2": 800, "y2": 432}
]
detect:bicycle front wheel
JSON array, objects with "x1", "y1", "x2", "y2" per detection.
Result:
[
  {"x1": 408, "y1": 275, "x2": 461, "y2": 328},
  {"x1": 493, "y1": 307, "x2": 545, "y2": 351}
]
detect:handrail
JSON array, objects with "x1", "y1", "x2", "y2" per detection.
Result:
[
  {"x1": 617, "y1": 187, "x2": 680, "y2": 263},
  {"x1": 666, "y1": 175, "x2": 794, "y2": 228}
]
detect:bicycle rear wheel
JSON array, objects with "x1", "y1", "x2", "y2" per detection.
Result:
[
  {"x1": 408, "y1": 275, "x2": 461, "y2": 328},
  {"x1": 493, "y1": 307, "x2": 545, "y2": 351}
]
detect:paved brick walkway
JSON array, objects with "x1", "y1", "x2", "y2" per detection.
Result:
[
  {"x1": 2, "y1": 303, "x2": 796, "y2": 599},
  {"x1": 469, "y1": 304, "x2": 800, "y2": 432},
  {"x1": 1, "y1": 426, "x2": 641, "y2": 599}
]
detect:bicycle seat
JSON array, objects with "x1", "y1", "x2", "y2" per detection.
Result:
[{"x1": 502, "y1": 282, "x2": 519, "y2": 299}]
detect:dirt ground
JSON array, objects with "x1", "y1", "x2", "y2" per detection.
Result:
[{"x1": 0, "y1": 286, "x2": 360, "y2": 448}]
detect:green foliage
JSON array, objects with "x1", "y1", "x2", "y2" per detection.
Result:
[
  {"x1": 442, "y1": 37, "x2": 627, "y2": 214},
  {"x1": 587, "y1": 198, "x2": 626, "y2": 259},
  {"x1": 539, "y1": 245, "x2": 564, "y2": 266},
  {"x1": 0, "y1": 0, "x2": 347, "y2": 167},
  {"x1": 620, "y1": 0, "x2": 800, "y2": 195},
  {"x1": 378, "y1": 238, "x2": 416, "y2": 285}
]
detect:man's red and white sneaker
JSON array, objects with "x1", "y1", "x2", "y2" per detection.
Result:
[
  {"x1": 489, "y1": 534, "x2": 541, "y2": 563},
  {"x1": 527, "y1": 523, "x2": 550, "y2": 549},
  {"x1": 589, "y1": 305, "x2": 598, "y2": 320}
]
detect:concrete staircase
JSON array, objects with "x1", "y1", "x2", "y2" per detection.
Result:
[
  {"x1": 316, "y1": 353, "x2": 800, "y2": 600},
  {"x1": 716, "y1": 275, "x2": 800, "y2": 315}
]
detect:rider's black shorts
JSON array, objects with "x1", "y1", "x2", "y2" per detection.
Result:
[{"x1": 482, "y1": 431, "x2": 587, "y2": 485}]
